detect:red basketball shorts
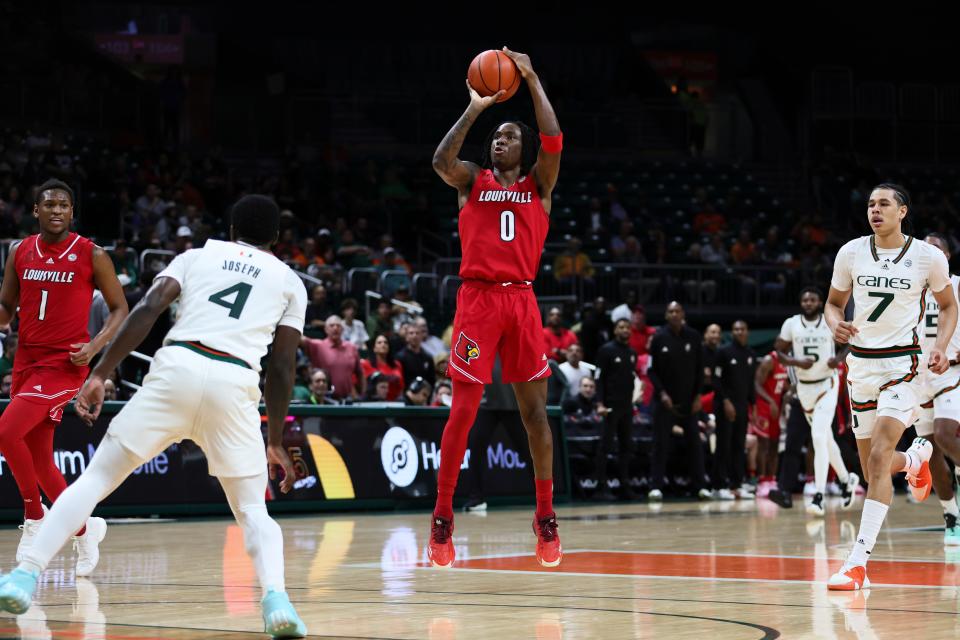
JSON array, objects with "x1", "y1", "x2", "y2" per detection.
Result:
[
  {"x1": 12, "y1": 348, "x2": 88, "y2": 423},
  {"x1": 447, "y1": 280, "x2": 552, "y2": 385},
  {"x1": 749, "y1": 401, "x2": 780, "y2": 440}
]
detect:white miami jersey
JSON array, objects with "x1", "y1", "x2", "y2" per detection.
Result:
[
  {"x1": 159, "y1": 240, "x2": 307, "y2": 371},
  {"x1": 831, "y1": 235, "x2": 950, "y2": 354},
  {"x1": 778, "y1": 314, "x2": 835, "y2": 381},
  {"x1": 920, "y1": 273, "x2": 960, "y2": 361}
]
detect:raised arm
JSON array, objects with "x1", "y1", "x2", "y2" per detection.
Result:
[
  {"x1": 431, "y1": 80, "x2": 504, "y2": 197},
  {"x1": 503, "y1": 47, "x2": 561, "y2": 198}
]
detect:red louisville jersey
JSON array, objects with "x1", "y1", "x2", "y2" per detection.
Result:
[
  {"x1": 458, "y1": 169, "x2": 549, "y2": 283},
  {"x1": 15, "y1": 233, "x2": 95, "y2": 359},
  {"x1": 759, "y1": 350, "x2": 789, "y2": 409}
]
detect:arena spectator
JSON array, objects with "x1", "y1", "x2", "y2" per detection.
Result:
[
  {"x1": 403, "y1": 376, "x2": 431, "y2": 406},
  {"x1": 553, "y1": 237, "x2": 595, "y2": 286},
  {"x1": 366, "y1": 300, "x2": 393, "y2": 340},
  {"x1": 396, "y1": 321, "x2": 435, "y2": 387},
  {"x1": 305, "y1": 284, "x2": 333, "y2": 330},
  {"x1": 340, "y1": 298, "x2": 369, "y2": 349},
  {"x1": 431, "y1": 380, "x2": 452, "y2": 407},
  {"x1": 559, "y1": 343, "x2": 594, "y2": 395},
  {"x1": 305, "y1": 368, "x2": 337, "y2": 405},
  {"x1": 562, "y1": 376, "x2": 604, "y2": 426},
  {"x1": 361, "y1": 371, "x2": 392, "y2": 402},
  {"x1": 361, "y1": 334, "x2": 404, "y2": 401},
  {"x1": 301, "y1": 316, "x2": 363, "y2": 400},
  {"x1": 543, "y1": 306, "x2": 579, "y2": 363},
  {"x1": 628, "y1": 305, "x2": 655, "y2": 358},
  {"x1": 0, "y1": 334, "x2": 17, "y2": 376},
  {"x1": 415, "y1": 316, "x2": 448, "y2": 359}
]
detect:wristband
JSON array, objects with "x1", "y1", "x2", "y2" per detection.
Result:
[{"x1": 539, "y1": 132, "x2": 563, "y2": 154}]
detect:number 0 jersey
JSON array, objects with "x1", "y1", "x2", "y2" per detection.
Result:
[
  {"x1": 458, "y1": 169, "x2": 549, "y2": 283},
  {"x1": 831, "y1": 235, "x2": 950, "y2": 356},
  {"x1": 778, "y1": 314, "x2": 835, "y2": 381},
  {"x1": 159, "y1": 240, "x2": 307, "y2": 371},
  {"x1": 14, "y1": 233, "x2": 95, "y2": 357}
]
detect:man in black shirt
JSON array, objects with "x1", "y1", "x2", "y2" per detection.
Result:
[
  {"x1": 396, "y1": 322, "x2": 436, "y2": 387},
  {"x1": 647, "y1": 302, "x2": 711, "y2": 501},
  {"x1": 594, "y1": 319, "x2": 638, "y2": 500},
  {"x1": 713, "y1": 319, "x2": 757, "y2": 500}
]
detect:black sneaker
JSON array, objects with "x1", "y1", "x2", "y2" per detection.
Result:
[
  {"x1": 767, "y1": 489, "x2": 793, "y2": 509},
  {"x1": 806, "y1": 492, "x2": 825, "y2": 516}
]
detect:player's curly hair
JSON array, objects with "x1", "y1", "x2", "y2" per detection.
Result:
[
  {"x1": 35, "y1": 178, "x2": 75, "y2": 206},
  {"x1": 480, "y1": 121, "x2": 539, "y2": 177},
  {"x1": 231, "y1": 194, "x2": 280, "y2": 245}
]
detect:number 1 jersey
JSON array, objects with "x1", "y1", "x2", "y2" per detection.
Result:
[
  {"x1": 159, "y1": 240, "x2": 307, "y2": 372},
  {"x1": 458, "y1": 169, "x2": 549, "y2": 283},
  {"x1": 15, "y1": 233, "x2": 95, "y2": 359}
]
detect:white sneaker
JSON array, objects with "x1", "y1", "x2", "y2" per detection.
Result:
[
  {"x1": 698, "y1": 488, "x2": 714, "y2": 501},
  {"x1": 647, "y1": 489, "x2": 663, "y2": 501},
  {"x1": 16, "y1": 504, "x2": 49, "y2": 562},
  {"x1": 841, "y1": 473, "x2": 860, "y2": 509},
  {"x1": 73, "y1": 517, "x2": 107, "y2": 577},
  {"x1": 803, "y1": 481, "x2": 817, "y2": 496},
  {"x1": 806, "y1": 492, "x2": 825, "y2": 516},
  {"x1": 737, "y1": 484, "x2": 756, "y2": 500},
  {"x1": 716, "y1": 488, "x2": 736, "y2": 501},
  {"x1": 827, "y1": 563, "x2": 870, "y2": 590}
]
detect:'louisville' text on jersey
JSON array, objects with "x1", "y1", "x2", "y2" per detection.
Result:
[
  {"x1": 476, "y1": 190, "x2": 534, "y2": 204},
  {"x1": 21, "y1": 269, "x2": 75, "y2": 283},
  {"x1": 222, "y1": 260, "x2": 261, "y2": 278},
  {"x1": 855, "y1": 275, "x2": 911, "y2": 290}
]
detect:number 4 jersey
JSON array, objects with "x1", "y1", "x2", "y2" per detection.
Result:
[
  {"x1": 159, "y1": 240, "x2": 307, "y2": 371},
  {"x1": 831, "y1": 235, "x2": 950, "y2": 356},
  {"x1": 458, "y1": 169, "x2": 549, "y2": 283}
]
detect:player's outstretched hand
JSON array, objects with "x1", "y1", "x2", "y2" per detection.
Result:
[
  {"x1": 466, "y1": 79, "x2": 504, "y2": 111},
  {"x1": 501, "y1": 47, "x2": 534, "y2": 79},
  {"x1": 267, "y1": 443, "x2": 297, "y2": 494},
  {"x1": 833, "y1": 321, "x2": 858, "y2": 344},
  {"x1": 70, "y1": 342, "x2": 99, "y2": 367},
  {"x1": 929, "y1": 348, "x2": 949, "y2": 375},
  {"x1": 75, "y1": 376, "x2": 105, "y2": 426}
]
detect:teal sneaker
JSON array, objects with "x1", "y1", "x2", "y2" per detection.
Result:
[
  {"x1": 945, "y1": 513, "x2": 960, "y2": 547},
  {"x1": 0, "y1": 568, "x2": 39, "y2": 614},
  {"x1": 261, "y1": 590, "x2": 306, "y2": 639}
]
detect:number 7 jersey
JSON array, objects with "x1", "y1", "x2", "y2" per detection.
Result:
[
  {"x1": 830, "y1": 235, "x2": 950, "y2": 354},
  {"x1": 158, "y1": 240, "x2": 307, "y2": 371},
  {"x1": 458, "y1": 169, "x2": 549, "y2": 282}
]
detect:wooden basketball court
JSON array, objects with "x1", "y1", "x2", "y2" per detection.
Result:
[{"x1": 2, "y1": 497, "x2": 958, "y2": 638}]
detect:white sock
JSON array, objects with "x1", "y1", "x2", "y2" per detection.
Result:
[
  {"x1": 848, "y1": 499, "x2": 889, "y2": 567},
  {"x1": 220, "y1": 473, "x2": 286, "y2": 595},
  {"x1": 941, "y1": 499, "x2": 960, "y2": 518}
]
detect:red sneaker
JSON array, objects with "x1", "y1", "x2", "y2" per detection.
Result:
[
  {"x1": 532, "y1": 513, "x2": 562, "y2": 567},
  {"x1": 427, "y1": 515, "x2": 455, "y2": 568}
]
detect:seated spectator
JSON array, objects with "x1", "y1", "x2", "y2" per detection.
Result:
[
  {"x1": 432, "y1": 380, "x2": 453, "y2": 407},
  {"x1": 404, "y1": 376, "x2": 432, "y2": 406},
  {"x1": 559, "y1": 344, "x2": 595, "y2": 396},
  {"x1": 543, "y1": 306, "x2": 579, "y2": 363},
  {"x1": 0, "y1": 333, "x2": 17, "y2": 376},
  {"x1": 609, "y1": 220, "x2": 634, "y2": 259},
  {"x1": 562, "y1": 376, "x2": 605, "y2": 426},
  {"x1": 336, "y1": 229, "x2": 373, "y2": 269},
  {"x1": 433, "y1": 352, "x2": 450, "y2": 386},
  {"x1": 104, "y1": 379, "x2": 118, "y2": 402},
  {"x1": 340, "y1": 298, "x2": 369, "y2": 349},
  {"x1": 305, "y1": 368, "x2": 338, "y2": 405},
  {"x1": 305, "y1": 284, "x2": 333, "y2": 330},
  {"x1": 397, "y1": 320, "x2": 435, "y2": 386},
  {"x1": 361, "y1": 371, "x2": 392, "y2": 402},
  {"x1": 390, "y1": 286, "x2": 423, "y2": 329},
  {"x1": 361, "y1": 334, "x2": 404, "y2": 401},
  {"x1": 700, "y1": 233, "x2": 729, "y2": 266},
  {"x1": 290, "y1": 363, "x2": 312, "y2": 403},
  {"x1": 415, "y1": 316, "x2": 448, "y2": 359},
  {"x1": 110, "y1": 239, "x2": 139, "y2": 284},
  {"x1": 366, "y1": 300, "x2": 393, "y2": 341},
  {"x1": 553, "y1": 237, "x2": 595, "y2": 286},
  {"x1": 730, "y1": 229, "x2": 757, "y2": 265},
  {"x1": 693, "y1": 202, "x2": 726, "y2": 234},
  {"x1": 0, "y1": 372, "x2": 11, "y2": 399},
  {"x1": 301, "y1": 316, "x2": 363, "y2": 400}
]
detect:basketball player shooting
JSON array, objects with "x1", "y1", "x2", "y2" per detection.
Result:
[{"x1": 427, "y1": 47, "x2": 563, "y2": 568}]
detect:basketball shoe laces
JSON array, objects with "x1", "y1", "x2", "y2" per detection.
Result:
[
  {"x1": 431, "y1": 517, "x2": 453, "y2": 544},
  {"x1": 536, "y1": 515, "x2": 559, "y2": 541}
]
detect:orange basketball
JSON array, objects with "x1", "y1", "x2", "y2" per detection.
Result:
[{"x1": 467, "y1": 50, "x2": 520, "y2": 103}]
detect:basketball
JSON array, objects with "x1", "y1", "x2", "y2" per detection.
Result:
[{"x1": 467, "y1": 50, "x2": 521, "y2": 102}]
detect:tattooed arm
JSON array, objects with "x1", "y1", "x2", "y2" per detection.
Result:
[{"x1": 432, "y1": 80, "x2": 504, "y2": 204}]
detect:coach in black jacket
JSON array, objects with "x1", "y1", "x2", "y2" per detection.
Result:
[
  {"x1": 594, "y1": 318, "x2": 638, "y2": 500},
  {"x1": 647, "y1": 302, "x2": 709, "y2": 500},
  {"x1": 713, "y1": 319, "x2": 757, "y2": 497}
]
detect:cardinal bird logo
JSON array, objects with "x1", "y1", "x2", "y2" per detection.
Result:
[{"x1": 455, "y1": 332, "x2": 481, "y2": 364}]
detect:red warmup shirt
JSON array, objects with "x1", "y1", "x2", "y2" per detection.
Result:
[
  {"x1": 543, "y1": 327, "x2": 578, "y2": 362},
  {"x1": 458, "y1": 169, "x2": 549, "y2": 283},
  {"x1": 756, "y1": 351, "x2": 788, "y2": 413},
  {"x1": 15, "y1": 233, "x2": 95, "y2": 366},
  {"x1": 629, "y1": 325, "x2": 655, "y2": 358}
]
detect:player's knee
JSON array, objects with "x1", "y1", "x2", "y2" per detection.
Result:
[
  {"x1": 520, "y1": 406, "x2": 549, "y2": 431},
  {"x1": 866, "y1": 446, "x2": 893, "y2": 475}
]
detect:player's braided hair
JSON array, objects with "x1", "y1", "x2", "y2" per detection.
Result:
[
  {"x1": 480, "y1": 121, "x2": 539, "y2": 177},
  {"x1": 873, "y1": 182, "x2": 914, "y2": 235}
]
